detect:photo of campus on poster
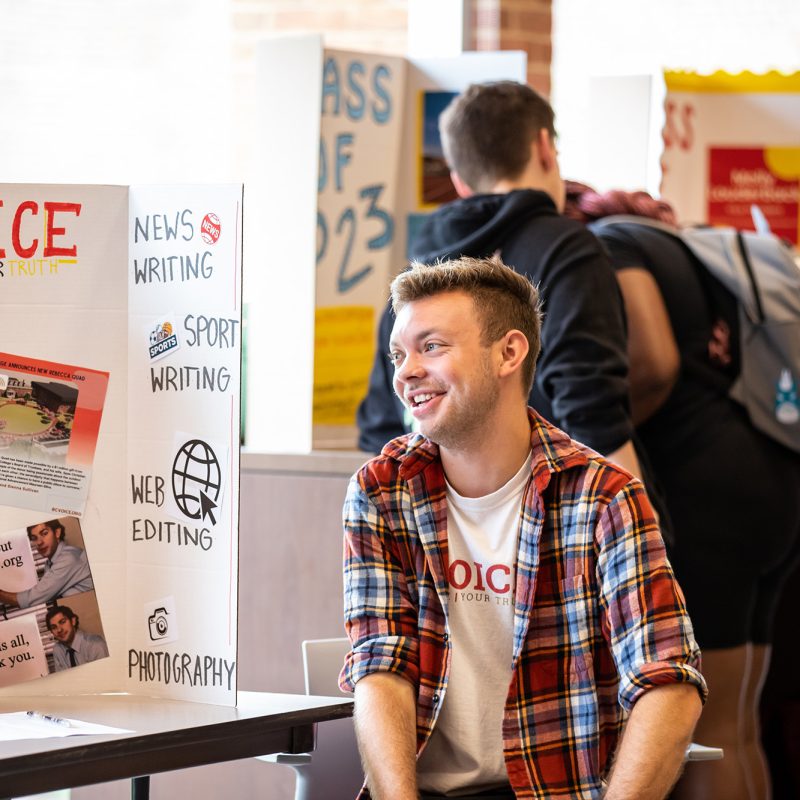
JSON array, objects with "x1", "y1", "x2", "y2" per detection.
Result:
[
  {"x1": 0, "y1": 353, "x2": 109, "y2": 518},
  {"x1": 419, "y1": 90, "x2": 458, "y2": 207},
  {"x1": 0, "y1": 373, "x2": 77, "y2": 460},
  {"x1": 0, "y1": 516, "x2": 108, "y2": 688}
]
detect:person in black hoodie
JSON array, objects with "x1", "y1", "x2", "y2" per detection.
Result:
[{"x1": 357, "y1": 81, "x2": 646, "y2": 481}]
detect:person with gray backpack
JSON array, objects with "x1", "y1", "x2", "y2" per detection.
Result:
[
  {"x1": 565, "y1": 182, "x2": 800, "y2": 800},
  {"x1": 592, "y1": 210, "x2": 800, "y2": 453}
]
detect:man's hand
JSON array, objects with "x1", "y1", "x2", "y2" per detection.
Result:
[
  {"x1": 604, "y1": 683, "x2": 702, "y2": 800},
  {"x1": 354, "y1": 671, "x2": 418, "y2": 800},
  {"x1": 0, "y1": 589, "x2": 19, "y2": 607}
]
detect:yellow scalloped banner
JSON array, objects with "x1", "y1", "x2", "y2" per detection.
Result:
[{"x1": 664, "y1": 70, "x2": 800, "y2": 93}]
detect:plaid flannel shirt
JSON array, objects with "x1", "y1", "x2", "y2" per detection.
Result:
[{"x1": 341, "y1": 410, "x2": 706, "y2": 799}]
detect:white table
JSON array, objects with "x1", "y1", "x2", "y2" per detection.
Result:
[{"x1": 0, "y1": 691, "x2": 353, "y2": 799}]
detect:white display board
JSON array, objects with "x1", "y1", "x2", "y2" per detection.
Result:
[
  {"x1": 246, "y1": 36, "x2": 526, "y2": 452},
  {"x1": 0, "y1": 183, "x2": 242, "y2": 706}
]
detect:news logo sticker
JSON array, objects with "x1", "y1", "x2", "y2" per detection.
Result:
[
  {"x1": 200, "y1": 213, "x2": 221, "y2": 245},
  {"x1": 147, "y1": 317, "x2": 180, "y2": 362}
]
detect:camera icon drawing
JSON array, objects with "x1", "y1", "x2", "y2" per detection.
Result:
[{"x1": 148, "y1": 608, "x2": 170, "y2": 641}]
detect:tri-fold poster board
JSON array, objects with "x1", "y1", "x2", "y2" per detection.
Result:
[{"x1": 0, "y1": 183, "x2": 242, "y2": 706}]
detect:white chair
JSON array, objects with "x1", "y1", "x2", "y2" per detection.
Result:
[
  {"x1": 259, "y1": 638, "x2": 720, "y2": 799},
  {"x1": 685, "y1": 742, "x2": 724, "y2": 761},
  {"x1": 259, "y1": 637, "x2": 363, "y2": 800}
]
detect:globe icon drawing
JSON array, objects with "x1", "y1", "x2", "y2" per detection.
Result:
[{"x1": 172, "y1": 439, "x2": 222, "y2": 523}]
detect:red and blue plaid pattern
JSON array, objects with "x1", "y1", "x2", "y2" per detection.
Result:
[{"x1": 341, "y1": 410, "x2": 706, "y2": 799}]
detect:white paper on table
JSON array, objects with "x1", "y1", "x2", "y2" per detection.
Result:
[{"x1": 0, "y1": 711, "x2": 132, "y2": 741}]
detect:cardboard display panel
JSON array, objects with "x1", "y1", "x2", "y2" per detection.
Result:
[
  {"x1": 313, "y1": 50, "x2": 407, "y2": 437},
  {"x1": 660, "y1": 71, "x2": 800, "y2": 244}
]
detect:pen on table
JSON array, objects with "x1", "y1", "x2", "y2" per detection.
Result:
[{"x1": 26, "y1": 710, "x2": 71, "y2": 727}]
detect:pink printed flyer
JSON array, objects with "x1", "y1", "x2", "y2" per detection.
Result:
[{"x1": 0, "y1": 353, "x2": 108, "y2": 517}]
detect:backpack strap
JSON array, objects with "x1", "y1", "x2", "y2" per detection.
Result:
[
  {"x1": 588, "y1": 215, "x2": 712, "y2": 293},
  {"x1": 591, "y1": 216, "x2": 758, "y2": 324},
  {"x1": 735, "y1": 231, "x2": 766, "y2": 324},
  {"x1": 589, "y1": 214, "x2": 740, "y2": 396},
  {"x1": 591, "y1": 216, "x2": 765, "y2": 328},
  {"x1": 589, "y1": 213, "x2": 684, "y2": 240}
]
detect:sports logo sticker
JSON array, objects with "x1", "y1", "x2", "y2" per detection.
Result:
[{"x1": 148, "y1": 317, "x2": 180, "y2": 362}]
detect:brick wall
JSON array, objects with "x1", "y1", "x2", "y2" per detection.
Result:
[
  {"x1": 470, "y1": 0, "x2": 501, "y2": 51},
  {"x1": 470, "y1": 0, "x2": 552, "y2": 96}
]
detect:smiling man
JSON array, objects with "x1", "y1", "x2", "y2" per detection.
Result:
[
  {"x1": 0, "y1": 519, "x2": 93, "y2": 608},
  {"x1": 340, "y1": 257, "x2": 706, "y2": 800}
]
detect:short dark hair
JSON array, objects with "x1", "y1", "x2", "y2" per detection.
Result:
[
  {"x1": 27, "y1": 519, "x2": 65, "y2": 540},
  {"x1": 390, "y1": 255, "x2": 542, "y2": 393},
  {"x1": 46, "y1": 605, "x2": 78, "y2": 629},
  {"x1": 440, "y1": 81, "x2": 556, "y2": 194}
]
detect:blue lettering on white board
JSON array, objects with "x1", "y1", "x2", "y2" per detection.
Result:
[
  {"x1": 361, "y1": 184, "x2": 393, "y2": 249},
  {"x1": 321, "y1": 57, "x2": 340, "y2": 116},
  {"x1": 316, "y1": 210, "x2": 328, "y2": 264},
  {"x1": 316, "y1": 183, "x2": 394, "y2": 293},
  {"x1": 335, "y1": 133, "x2": 354, "y2": 192},
  {"x1": 318, "y1": 140, "x2": 327, "y2": 192},
  {"x1": 336, "y1": 207, "x2": 368, "y2": 292},
  {"x1": 346, "y1": 61, "x2": 366, "y2": 121},
  {"x1": 372, "y1": 65, "x2": 392, "y2": 124},
  {"x1": 320, "y1": 57, "x2": 392, "y2": 124}
]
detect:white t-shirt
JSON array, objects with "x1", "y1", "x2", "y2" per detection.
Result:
[{"x1": 417, "y1": 452, "x2": 532, "y2": 795}]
